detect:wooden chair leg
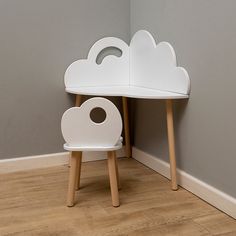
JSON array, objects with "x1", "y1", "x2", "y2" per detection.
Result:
[
  {"x1": 166, "y1": 100, "x2": 178, "y2": 191},
  {"x1": 75, "y1": 152, "x2": 82, "y2": 190},
  {"x1": 69, "y1": 95, "x2": 83, "y2": 168},
  {"x1": 67, "y1": 151, "x2": 79, "y2": 207},
  {"x1": 75, "y1": 94, "x2": 82, "y2": 107},
  {"x1": 122, "y1": 97, "x2": 132, "y2": 158},
  {"x1": 107, "y1": 151, "x2": 120, "y2": 207},
  {"x1": 114, "y1": 155, "x2": 121, "y2": 190}
]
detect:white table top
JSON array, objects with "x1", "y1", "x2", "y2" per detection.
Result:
[
  {"x1": 66, "y1": 86, "x2": 189, "y2": 99},
  {"x1": 64, "y1": 30, "x2": 190, "y2": 100}
]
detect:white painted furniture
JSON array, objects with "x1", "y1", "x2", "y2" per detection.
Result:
[
  {"x1": 61, "y1": 97, "x2": 122, "y2": 207},
  {"x1": 64, "y1": 30, "x2": 191, "y2": 190}
]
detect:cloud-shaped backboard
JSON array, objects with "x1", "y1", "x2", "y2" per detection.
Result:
[
  {"x1": 130, "y1": 31, "x2": 190, "y2": 94},
  {"x1": 65, "y1": 37, "x2": 129, "y2": 88},
  {"x1": 65, "y1": 30, "x2": 190, "y2": 96},
  {"x1": 61, "y1": 97, "x2": 122, "y2": 149}
]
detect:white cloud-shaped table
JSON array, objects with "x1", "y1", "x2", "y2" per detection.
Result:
[
  {"x1": 64, "y1": 30, "x2": 191, "y2": 191},
  {"x1": 65, "y1": 30, "x2": 190, "y2": 99}
]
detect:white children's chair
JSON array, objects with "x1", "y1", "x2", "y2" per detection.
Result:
[{"x1": 61, "y1": 97, "x2": 122, "y2": 207}]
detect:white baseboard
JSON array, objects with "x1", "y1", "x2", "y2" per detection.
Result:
[
  {"x1": 0, "y1": 147, "x2": 125, "y2": 174},
  {"x1": 132, "y1": 147, "x2": 236, "y2": 219}
]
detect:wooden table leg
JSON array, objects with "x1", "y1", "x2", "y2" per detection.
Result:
[
  {"x1": 67, "y1": 151, "x2": 79, "y2": 207},
  {"x1": 75, "y1": 151, "x2": 82, "y2": 190},
  {"x1": 107, "y1": 151, "x2": 120, "y2": 207},
  {"x1": 122, "y1": 97, "x2": 131, "y2": 158},
  {"x1": 75, "y1": 94, "x2": 82, "y2": 107},
  {"x1": 166, "y1": 99, "x2": 178, "y2": 190}
]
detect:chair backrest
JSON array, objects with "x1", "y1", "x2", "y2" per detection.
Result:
[{"x1": 61, "y1": 97, "x2": 122, "y2": 148}]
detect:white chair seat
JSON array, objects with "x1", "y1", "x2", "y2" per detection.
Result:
[{"x1": 63, "y1": 137, "x2": 123, "y2": 151}]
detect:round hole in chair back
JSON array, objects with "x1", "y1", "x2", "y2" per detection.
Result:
[{"x1": 90, "y1": 107, "x2": 107, "y2": 124}]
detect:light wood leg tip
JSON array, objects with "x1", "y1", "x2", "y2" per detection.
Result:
[
  {"x1": 67, "y1": 203, "x2": 75, "y2": 207},
  {"x1": 126, "y1": 152, "x2": 131, "y2": 158},
  {"x1": 171, "y1": 186, "x2": 178, "y2": 191},
  {"x1": 113, "y1": 203, "x2": 120, "y2": 207}
]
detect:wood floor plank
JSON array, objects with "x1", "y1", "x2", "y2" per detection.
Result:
[
  {"x1": 0, "y1": 158, "x2": 235, "y2": 236},
  {"x1": 194, "y1": 213, "x2": 236, "y2": 235}
]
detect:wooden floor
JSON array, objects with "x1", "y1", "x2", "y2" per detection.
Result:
[{"x1": 0, "y1": 158, "x2": 235, "y2": 236}]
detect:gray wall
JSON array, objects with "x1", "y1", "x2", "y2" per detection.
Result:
[
  {"x1": 0, "y1": 0, "x2": 130, "y2": 159},
  {"x1": 131, "y1": 0, "x2": 236, "y2": 197}
]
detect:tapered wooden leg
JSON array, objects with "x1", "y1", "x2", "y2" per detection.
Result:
[
  {"x1": 122, "y1": 97, "x2": 131, "y2": 158},
  {"x1": 114, "y1": 156, "x2": 121, "y2": 190},
  {"x1": 67, "y1": 152, "x2": 79, "y2": 207},
  {"x1": 75, "y1": 152, "x2": 82, "y2": 190},
  {"x1": 166, "y1": 100, "x2": 178, "y2": 191},
  {"x1": 107, "y1": 151, "x2": 120, "y2": 207},
  {"x1": 75, "y1": 95, "x2": 83, "y2": 186},
  {"x1": 75, "y1": 94, "x2": 82, "y2": 107}
]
